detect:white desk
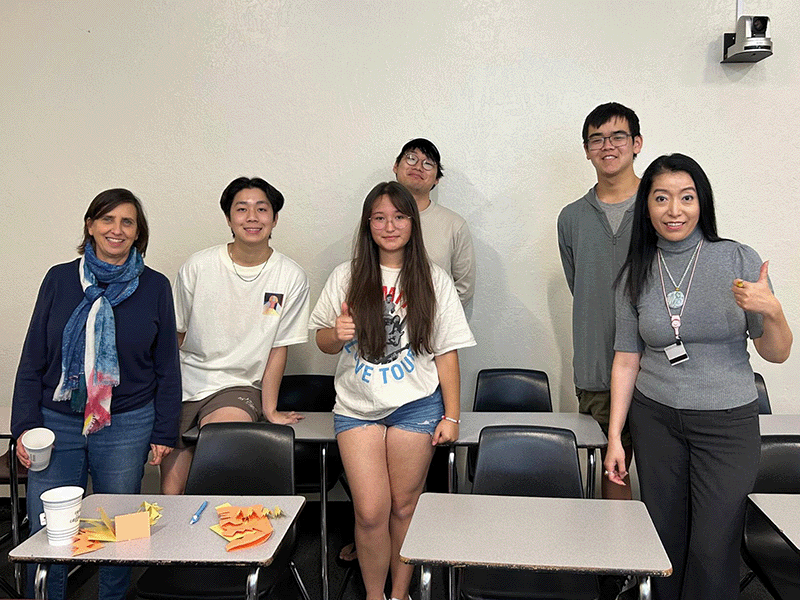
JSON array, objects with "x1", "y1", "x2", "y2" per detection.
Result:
[
  {"x1": 401, "y1": 492, "x2": 672, "y2": 600},
  {"x1": 748, "y1": 493, "x2": 800, "y2": 555},
  {"x1": 289, "y1": 411, "x2": 607, "y2": 600},
  {"x1": 9, "y1": 493, "x2": 305, "y2": 600},
  {"x1": 759, "y1": 414, "x2": 800, "y2": 436}
]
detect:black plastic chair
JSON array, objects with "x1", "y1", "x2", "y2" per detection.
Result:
[
  {"x1": 467, "y1": 369, "x2": 552, "y2": 481},
  {"x1": 740, "y1": 434, "x2": 800, "y2": 599},
  {"x1": 277, "y1": 374, "x2": 344, "y2": 493},
  {"x1": 754, "y1": 372, "x2": 771, "y2": 414},
  {"x1": 135, "y1": 422, "x2": 311, "y2": 600},
  {"x1": 460, "y1": 425, "x2": 599, "y2": 600}
]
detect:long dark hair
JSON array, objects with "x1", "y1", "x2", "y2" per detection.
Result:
[
  {"x1": 79, "y1": 188, "x2": 149, "y2": 256},
  {"x1": 619, "y1": 153, "x2": 723, "y2": 304},
  {"x1": 346, "y1": 181, "x2": 435, "y2": 361}
]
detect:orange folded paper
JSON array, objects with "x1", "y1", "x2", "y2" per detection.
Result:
[
  {"x1": 215, "y1": 504, "x2": 274, "y2": 552},
  {"x1": 73, "y1": 530, "x2": 104, "y2": 556}
]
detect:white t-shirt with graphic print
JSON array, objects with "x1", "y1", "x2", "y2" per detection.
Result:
[
  {"x1": 309, "y1": 261, "x2": 476, "y2": 420},
  {"x1": 174, "y1": 244, "x2": 309, "y2": 403}
]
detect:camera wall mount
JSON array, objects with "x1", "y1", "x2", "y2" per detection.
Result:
[{"x1": 721, "y1": 15, "x2": 772, "y2": 63}]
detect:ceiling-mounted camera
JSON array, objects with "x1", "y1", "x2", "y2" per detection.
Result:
[{"x1": 722, "y1": 15, "x2": 772, "y2": 63}]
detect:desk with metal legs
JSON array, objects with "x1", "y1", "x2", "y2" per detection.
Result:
[
  {"x1": 289, "y1": 413, "x2": 337, "y2": 600},
  {"x1": 9, "y1": 493, "x2": 305, "y2": 600},
  {"x1": 401, "y1": 493, "x2": 672, "y2": 600},
  {"x1": 290, "y1": 412, "x2": 607, "y2": 600}
]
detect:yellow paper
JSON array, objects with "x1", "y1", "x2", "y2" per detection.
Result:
[
  {"x1": 140, "y1": 501, "x2": 163, "y2": 525},
  {"x1": 80, "y1": 502, "x2": 160, "y2": 542}
]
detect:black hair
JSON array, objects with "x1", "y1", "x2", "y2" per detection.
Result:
[
  {"x1": 582, "y1": 102, "x2": 641, "y2": 147},
  {"x1": 219, "y1": 177, "x2": 284, "y2": 218},
  {"x1": 618, "y1": 153, "x2": 724, "y2": 304},
  {"x1": 79, "y1": 188, "x2": 149, "y2": 257},
  {"x1": 394, "y1": 138, "x2": 444, "y2": 180}
]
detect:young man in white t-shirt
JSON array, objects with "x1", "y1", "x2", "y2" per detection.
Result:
[{"x1": 160, "y1": 177, "x2": 309, "y2": 495}]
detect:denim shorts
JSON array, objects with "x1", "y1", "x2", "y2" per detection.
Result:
[{"x1": 334, "y1": 387, "x2": 444, "y2": 436}]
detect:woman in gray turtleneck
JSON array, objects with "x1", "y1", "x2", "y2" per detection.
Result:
[{"x1": 603, "y1": 154, "x2": 792, "y2": 600}]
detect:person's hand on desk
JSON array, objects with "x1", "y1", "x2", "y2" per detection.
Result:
[
  {"x1": 603, "y1": 438, "x2": 628, "y2": 486},
  {"x1": 265, "y1": 410, "x2": 304, "y2": 425}
]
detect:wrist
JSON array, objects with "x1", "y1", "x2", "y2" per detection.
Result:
[{"x1": 441, "y1": 415, "x2": 460, "y2": 424}]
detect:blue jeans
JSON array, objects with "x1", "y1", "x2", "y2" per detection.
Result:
[
  {"x1": 26, "y1": 403, "x2": 155, "y2": 600},
  {"x1": 334, "y1": 387, "x2": 444, "y2": 435}
]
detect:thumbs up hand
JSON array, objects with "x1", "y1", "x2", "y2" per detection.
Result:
[
  {"x1": 732, "y1": 261, "x2": 778, "y2": 316},
  {"x1": 335, "y1": 301, "x2": 356, "y2": 342}
]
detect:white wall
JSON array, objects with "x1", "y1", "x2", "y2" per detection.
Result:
[{"x1": 2, "y1": 0, "x2": 798, "y2": 418}]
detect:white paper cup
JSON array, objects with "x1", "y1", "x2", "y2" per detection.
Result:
[
  {"x1": 22, "y1": 427, "x2": 55, "y2": 472},
  {"x1": 40, "y1": 486, "x2": 83, "y2": 546}
]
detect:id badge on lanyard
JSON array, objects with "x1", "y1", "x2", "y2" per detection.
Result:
[
  {"x1": 657, "y1": 241, "x2": 703, "y2": 367},
  {"x1": 664, "y1": 314, "x2": 689, "y2": 365}
]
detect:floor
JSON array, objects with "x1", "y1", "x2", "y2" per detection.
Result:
[{"x1": 0, "y1": 499, "x2": 778, "y2": 600}]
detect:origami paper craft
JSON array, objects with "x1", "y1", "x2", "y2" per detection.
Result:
[
  {"x1": 74, "y1": 501, "x2": 165, "y2": 554},
  {"x1": 211, "y1": 503, "x2": 284, "y2": 552},
  {"x1": 72, "y1": 530, "x2": 103, "y2": 556}
]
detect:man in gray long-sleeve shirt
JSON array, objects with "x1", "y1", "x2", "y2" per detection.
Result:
[{"x1": 557, "y1": 102, "x2": 642, "y2": 502}]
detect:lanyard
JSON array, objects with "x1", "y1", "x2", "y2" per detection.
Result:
[{"x1": 657, "y1": 239, "x2": 703, "y2": 339}]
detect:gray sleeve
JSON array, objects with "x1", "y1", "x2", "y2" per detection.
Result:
[
  {"x1": 451, "y1": 221, "x2": 476, "y2": 303},
  {"x1": 614, "y1": 273, "x2": 644, "y2": 353},
  {"x1": 735, "y1": 244, "x2": 767, "y2": 339},
  {"x1": 556, "y1": 209, "x2": 575, "y2": 294}
]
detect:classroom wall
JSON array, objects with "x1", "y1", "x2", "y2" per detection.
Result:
[{"x1": 2, "y1": 0, "x2": 798, "y2": 417}]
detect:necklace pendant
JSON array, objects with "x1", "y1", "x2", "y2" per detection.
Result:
[{"x1": 667, "y1": 290, "x2": 685, "y2": 309}]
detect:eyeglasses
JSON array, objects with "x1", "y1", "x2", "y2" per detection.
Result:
[
  {"x1": 369, "y1": 214, "x2": 412, "y2": 229},
  {"x1": 586, "y1": 132, "x2": 633, "y2": 150},
  {"x1": 403, "y1": 153, "x2": 437, "y2": 172}
]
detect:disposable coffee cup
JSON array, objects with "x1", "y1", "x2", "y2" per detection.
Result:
[
  {"x1": 21, "y1": 427, "x2": 55, "y2": 472},
  {"x1": 40, "y1": 486, "x2": 84, "y2": 546}
]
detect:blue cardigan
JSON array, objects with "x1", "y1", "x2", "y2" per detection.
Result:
[{"x1": 12, "y1": 259, "x2": 181, "y2": 447}]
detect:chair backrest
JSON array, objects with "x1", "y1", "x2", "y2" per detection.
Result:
[
  {"x1": 277, "y1": 374, "x2": 336, "y2": 412},
  {"x1": 185, "y1": 422, "x2": 295, "y2": 495},
  {"x1": 753, "y1": 434, "x2": 800, "y2": 494},
  {"x1": 473, "y1": 368, "x2": 552, "y2": 412},
  {"x1": 754, "y1": 372, "x2": 771, "y2": 415},
  {"x1": 472, "y1": 425, "x2": 583, "y2": 499}
]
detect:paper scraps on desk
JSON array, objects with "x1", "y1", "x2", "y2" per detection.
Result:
[
  {"x1": 211, "y1": 503, "x2": 285, "y2": 551},
  {"x1": 72, "y1": 502, "x2": 164, "y2": 555}
]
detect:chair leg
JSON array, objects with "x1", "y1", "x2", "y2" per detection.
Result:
[
  {"x1": 334, "y1": 564, "x2": 356, "y2": 600},
  {"x1": 740, "y1": 569, "x2": 756, "y2": 591},
  {"x1": 290, "y1": 560, "x2": 311, "y2": 600}
]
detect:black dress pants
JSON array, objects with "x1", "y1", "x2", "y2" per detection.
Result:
[{"x1": 629, "y1": 390, "x2": 760, "y2": 600}]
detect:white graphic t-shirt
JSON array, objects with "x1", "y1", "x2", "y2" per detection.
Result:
[
  {"x1": 309, "y1": 262, "x2": 475, "y2": 419},
  {"x1": 174, "y1": 245, "x2": 309, "y2": 403}
]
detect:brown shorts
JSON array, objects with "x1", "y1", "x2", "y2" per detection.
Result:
[
  {"x1": 576, "y1": 388, "x2": 632, "y2": 448},
  {"x1": 177, "y1": 386, "x2": 261, "y2": 449}
]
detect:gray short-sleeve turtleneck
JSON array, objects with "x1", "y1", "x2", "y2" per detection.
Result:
[{"x1": 615, "y1": 227, "x2": 766, "y2": 410}]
